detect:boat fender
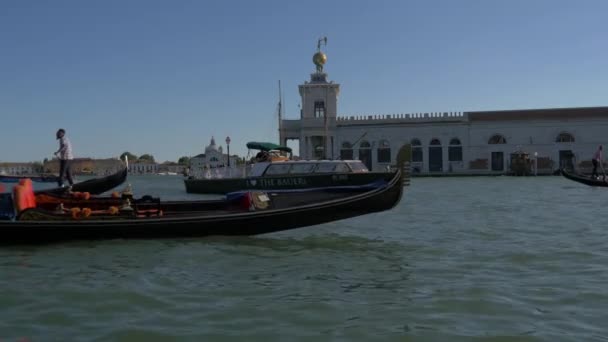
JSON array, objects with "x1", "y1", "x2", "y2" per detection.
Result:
[
  {"x1": 18, "y1": 179, "x2": 36, "y2": 208},
  {"x1": 82, "y1": 208, "x2": 92, "y2": 218},
  {"x1": 71, "y1": 207, "x2": 81, "y2": 219},
  {"x1": 13, "y1": 184, "x2": 36, "y2": 213}
]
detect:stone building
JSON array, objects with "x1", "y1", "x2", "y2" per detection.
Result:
[{"x1": 279, "y1": 43, "x2": 608, "y2": 175}]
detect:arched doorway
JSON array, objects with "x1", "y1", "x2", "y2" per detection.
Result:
[
  {"x1": 488, "y1": 134, "x2": 507, "y2": 171},
  {"x1": 340, "y1": 141, "x2": 353, "y2": 160},
  {"x1": 358, "y1": 141, "x2": 372, "y2": 170},
  {"x1": 556, "y1": 132, "x2": 575, "y2": 171},
  {"x1": 428, "y1": 138, "x2": 442, "y2": 172}
]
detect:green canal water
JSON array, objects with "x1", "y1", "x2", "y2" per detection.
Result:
[{"x1": 1, "y1": 175, "x2": 607, "y2": 341}]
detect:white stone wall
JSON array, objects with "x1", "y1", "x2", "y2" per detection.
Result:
[
  {"x1": 0, "y1": 164, "x2": 35, "y2": 175},
  {"x1": 282, "y1": 69, "x2": 608, "y2": 174},
  {"x1": 328, "y1": 117, "x2": 608, "y2": 173}
]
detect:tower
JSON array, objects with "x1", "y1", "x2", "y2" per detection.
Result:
[{"x1": 298, "y1": 37, "x2": 340, "y2": 159}]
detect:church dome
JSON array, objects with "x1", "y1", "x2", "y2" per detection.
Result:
[{"x1": 205, "y1": 136, "x2": 220, "y2": 153}]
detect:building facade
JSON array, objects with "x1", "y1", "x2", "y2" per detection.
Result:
[
  {"x1": 43, "y1": 158, "x2": 124, "y2": 175},
  {"x1": 280, "y1": 45, "x2": 608, "y2": 175},
  {"x1": 0, "y1": 163, "x2": 37, "y2": 175},
  {"x1": 190, "y1": 137, "x2": 239, "y2": 175}
]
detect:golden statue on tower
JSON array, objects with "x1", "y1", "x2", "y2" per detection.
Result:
[{"x1": 313, "y1": 37, "x2": 327, "y2": 73}]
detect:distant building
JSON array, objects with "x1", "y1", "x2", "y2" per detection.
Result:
[
  {"x1": 43, "y1": 158, "x2": 123, "y2": 175},
  {"x1": 0, "y1": 162, "x2": 37, "y2": 175},
  {"x1": 190, "y1": 137, "x2": 239, "y2": 173},
  {"x1": 158, "y1": 162, "x2": 186, "y2": 174},
  {"x1": 279, "y1": 43, "x2": 608, "y2": 175},
  {"x1": 128, "y1": 160, "x2": 159, "y2": 175}
]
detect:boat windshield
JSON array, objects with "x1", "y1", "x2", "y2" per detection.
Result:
[
  {"x1": 289, "y1": 163, "x2": 316, "y2": 174},
  {"x1": 334, "y1": 163, "x2": 350, "y2": 173},
  {"x1": 264, "y1": 163, "x2": 292, "y2": 175},
  {"x1": 347, "y1": 161, "x2": 369, "y2": 172},
  {"x1": 314, "y1": 163, "x2": 338, "y2": 173}
]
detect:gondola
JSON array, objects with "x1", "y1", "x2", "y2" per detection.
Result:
[
  {"x1": 0, "y1": 146, "x2": 411, "y2": 245},
  {"x1": 33, "y1": 167, "x2": 128, "y2": 195},
  {"x1": 560, "y1": 168, "x2": 608, "y2": 187}
]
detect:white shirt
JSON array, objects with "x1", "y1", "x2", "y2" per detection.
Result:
[{"x1": 57, "y1": 136, "x2": 74, "y2": 160}]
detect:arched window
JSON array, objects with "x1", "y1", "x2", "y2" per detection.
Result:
[
  {"x1": 340, "y1": 141, "x2": 353, "y2": 160},
  {"x1": 430, "y1": 138, "x2": 441, "y2": 146},
  {"x1": 314, "y1": 101, "x2": 325, "y2": 118},
  {"x1": 488, "y1": 134, "x2": 507, "y2": 144},
  {"x1": 556, "y1": 132, "x2": 575, "y2": 143},
  {"x1": 377, "y1": 139, "x2": 391, "y2": 163},
  {"x1": 448, "y1": 138, "x2": 463, "y2": 162},
  {"x1": 411, "y1": 138, "x2": 423, "y2": 162},
  {"x1": 359, "y1": 141, "x2": 371, "y2": 148}
]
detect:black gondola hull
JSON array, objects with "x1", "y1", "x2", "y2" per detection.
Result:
[
  {"x1": 560, "y1": 169, "x2": 608, "y2": 187},
  {"x1": 34, "y1": 167, "x2": 128, "y2": 195},
  {"x1": 0, "y1": 168, "x2": 404, "y2": 245}
]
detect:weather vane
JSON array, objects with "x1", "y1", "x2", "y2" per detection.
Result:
[
  {"x1": 317, "y1": 36, "x2": 327, "y2": 52},
  {"x1": 313, "y1": 36, "x2": 328, "y2": 73}
]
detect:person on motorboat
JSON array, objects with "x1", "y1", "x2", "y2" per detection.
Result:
[{"x1": 591, "y1": 145, "x2": 603, "y2": 179}]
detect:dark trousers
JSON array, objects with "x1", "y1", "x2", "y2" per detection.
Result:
[
  {"x1": 58, "y1": 159, "x2": 74, "y2": 187},
  {"x1": 592, "y1": 159, "x2": 599, "y2": 178}
]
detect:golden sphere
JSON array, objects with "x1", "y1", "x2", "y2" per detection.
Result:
[{"x1": 313, "y1": 52, "x2": 327, "y2": 66}]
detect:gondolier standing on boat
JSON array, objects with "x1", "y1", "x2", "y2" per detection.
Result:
[
  {"x1": 591, "y1": 145, "x2": 603, "y2": 179},
  {"x1": 54, "y1": 128, "x2": 74, "y2": 187}
]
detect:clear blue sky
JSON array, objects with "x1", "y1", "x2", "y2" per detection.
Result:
[{"x1": 1, "y1": 0, "x2": 606, "y2": 162}]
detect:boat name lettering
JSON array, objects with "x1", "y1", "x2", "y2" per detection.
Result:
[{"x1": 258, "y1": 178, "x2": 308, "y2": 187}]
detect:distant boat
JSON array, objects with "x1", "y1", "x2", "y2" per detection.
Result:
[
  {"x1": 34, "y1": 167, "x2": 129, "y2": 195},
  {"x1": 184, "y1": 143, "x2": 412, "y2": 194}
]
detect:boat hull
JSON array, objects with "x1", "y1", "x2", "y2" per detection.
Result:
[
  {"x1": 34, "y1": 167, "x2": 128, "y2": 195},
  {"x1": 184, "y1": 171, "x2": 396, "y2": 194},
  {"x1": 0, "y1": 168, "x2": 405, "y2": 245},
  {"x1": 561, "y1": 169, "x2": 608, "y2": 187}
]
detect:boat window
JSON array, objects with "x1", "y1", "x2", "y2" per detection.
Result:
[
  {"x1": 289, "y1": 163, "x2": 315, "y2": 174},
  {"x1": 334, "y1": 163, "x2": 350, "y2": 173},
  {"x1": 264, "y1": 164, "x2": 292, "y2": 175},
  {"x1": 348, "y1": 161, "x2": 369, "y2": 172},
  {"x1": 314, "y1": 163, "x2": 337, "y2": 173},
  {"x1": 248, "y1": 163, "x2": 268, "y2": 177}
]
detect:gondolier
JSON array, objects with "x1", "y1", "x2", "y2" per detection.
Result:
[
  {"x1": 54, "y1": 128, "x2": 74, "y2": 187},
  {"x1": 591, "y1": 145, "x2": 603, "y2": 179}
]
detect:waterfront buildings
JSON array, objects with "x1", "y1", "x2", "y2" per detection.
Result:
[
  {"x1": 279, "y1": 43, "x2": 608, "y2": 175},
  {"x1": 0, "y1": 162, "x2": 37, "y2": 175}
]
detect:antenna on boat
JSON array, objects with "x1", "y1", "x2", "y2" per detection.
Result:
[{"x1": 278, "y1": 80, "x2": 283, "y2": 146}]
